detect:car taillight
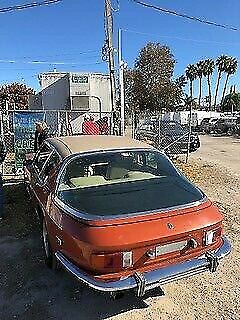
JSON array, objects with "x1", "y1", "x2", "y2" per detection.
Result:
[
  {"x1": 91, "y1": 251, "x2": 133, "y2": 269},
  {"x1": 204, "y1": 227, "x2": 222, "y2": 246}
]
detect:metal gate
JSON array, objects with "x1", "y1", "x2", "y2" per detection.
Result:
[{"x1": 0, "y1": 109, "x2": 113, "y2": 177}]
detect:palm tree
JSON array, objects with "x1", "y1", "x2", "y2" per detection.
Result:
[
  {"x1": 202, "y1": 59, "x2": 215, "y2": 110},
  {"x1": 196, "y1": 60, "x2": 205, "y2": 107},
  {"x1": 221, "y1": 57, "x2": 238, "y2": 105},
  {"x1": 184, "y1": 95, "x2": 197, "y2": 163},
  {"x1": 213, "y1": 55, "x2": 228, "y2": 110},
  {"x1": 185, "y1": 64, "x2": 198, "y2": 98}
]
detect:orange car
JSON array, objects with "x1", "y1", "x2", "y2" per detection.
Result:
[{"x1": 24, "y1": 135, "x2": 231, "y2": 297}]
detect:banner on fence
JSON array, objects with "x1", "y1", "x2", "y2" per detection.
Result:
[{"x1": 14, "y1": 112, "x2": 44, "y2": 173}]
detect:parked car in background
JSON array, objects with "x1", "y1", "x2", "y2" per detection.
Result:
[
  {"x1": 199, "y1": 118, "x2": 210, "y2": 132},
  {"x1": 135, "y1": 120, "x2": 200, "y2": 155},
  {"x1": 235, "y1": 117, "x2": 240, "y2": 135},
  {"x1": 200, "y1": 117, "x2": 219, "y2": 133},
  {"x1": 24, "y1": 135, "x2": 231, "y2": 298},
  {"x1": 212, "y1": 117, "x2": 238, "y2": 134}
]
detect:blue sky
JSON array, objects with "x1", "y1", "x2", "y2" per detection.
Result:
[{"x1": 0, "y1": 0, "x2": 239, "y2": 99}]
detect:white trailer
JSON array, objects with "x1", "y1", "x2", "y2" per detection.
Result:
[
  {"x1": 162, "y1": 111, "x2": 223, "y2": 127},
  {"x1": 30, "y1": 71, "x2": 112, "y2": 113}
]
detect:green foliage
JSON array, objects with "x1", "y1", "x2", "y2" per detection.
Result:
[
  {"x1": 183, "y1": 95, "x2": 197, "y2": 110},
  {"x1": 185, "y1": 64, "x2": 198, "y2": 82},
  {"x1": 202, "y1": 59, "x2": 215, "y2": 77},
  {"x1": 0, "y1": 83, "x2": 35, "y2": 110},
  {"x1": 196, "y1": 61, "x2": 205, "y2": 78},
  {"x1": 221, "y1": 92, "x2": 240, "y2": 112},
  {"x1": 202, "y1": 59, "x2": 215, "y2": 109},
  {"x1": 216, "y1": 55, "x2": 229, "y2": 72},
  {"x1": 124, "y1": 42, "x2": 186, "y2": 112},
  {"x1": 185, "y1": 64, "x2": 198, "y2": 98},
  {"x1": 184, "y1": 55, "x2": 238, "y2": 111}
]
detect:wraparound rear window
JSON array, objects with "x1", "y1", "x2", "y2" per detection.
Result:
[{"x1": 57, "y1": 150, "x2": 204, "y2": 216}]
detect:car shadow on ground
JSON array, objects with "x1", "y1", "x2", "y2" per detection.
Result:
[{"x1": 0, "y1": 182, "x2": 164, "y2": 320}]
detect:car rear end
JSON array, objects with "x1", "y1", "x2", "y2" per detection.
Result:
[
  {"x1": 53, "y1": 146, "x2": 231, "y2": 296},
  {"x1": 55, "y1": 197, "x2": 230, "y2": 296}
]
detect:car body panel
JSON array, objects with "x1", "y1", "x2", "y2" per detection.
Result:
[{"x1": 24, "y1": 135, "x2": 231, "y2": 296}]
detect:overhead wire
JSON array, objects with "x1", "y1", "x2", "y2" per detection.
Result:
[
  {"x1": 0, "y1": 0, "x2": 62, "y2": 14},
  {"x1": 131, "y1": 0, "x2": 238, "y2": 31},
  {"x1": 0, "y1": 60, "x2": 104, "y2": 66},
  {"x1": 0, "y1": 50, "x2": 101, "y2": 61},
  {"x1": 0, "y1": 60, "x2": 106, "y2": 81},
  {"x1": 0, "y1": 54, "x2": 101, "y2": 63},
  {"x1": 122, "y1": 28, "x2": 240, "y2": 46},
  {"x1": 112, "y1": 0, "x2": 120, "y2": 12}
]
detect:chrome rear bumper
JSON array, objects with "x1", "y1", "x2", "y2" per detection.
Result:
[{"x1": 55, "y1": 236, "x2": 231, "y2": 297}]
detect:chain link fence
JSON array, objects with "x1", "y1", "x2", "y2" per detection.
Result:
[
  {"x1": 0, "y1": 109, "x2": 113, "y2": 177},
  {"x1": 130, "y1": 110, "x2": 200, "y2": 161}
]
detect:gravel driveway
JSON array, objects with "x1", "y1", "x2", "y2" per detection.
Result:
[{"x1": 0, "y1": 135, "x2": 239, "y2": 320}]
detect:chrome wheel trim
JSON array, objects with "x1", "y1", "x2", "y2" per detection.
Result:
[{"x1": 42, "y1": 220, "x2": 50, "y2": 258}]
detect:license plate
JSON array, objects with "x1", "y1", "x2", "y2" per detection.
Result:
[{"x1": 155, "y1": 240, "x2": 188, "y2": 256}]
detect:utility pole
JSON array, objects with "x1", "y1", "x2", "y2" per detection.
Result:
[
  {"x1": 118, "y1": 28, "x2": 125, "y2": 136},
  {"x1": 104, "y1": 0, "x2": 117, "y2": 115}
]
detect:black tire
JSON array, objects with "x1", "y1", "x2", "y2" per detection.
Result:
[
  {"x1": 42, "y1": 219, "x2": 60, "y2": 270},
  {"x1": 110, "y1": 291, "x2": 125, "y2": 300},
  {"x1": 23, "y1": 174, "x2": 32, "y2": 199}
]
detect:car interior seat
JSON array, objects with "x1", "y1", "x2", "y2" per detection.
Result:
[{"x1": 105, "y1": 165, "x2": 129, "y2": 180}]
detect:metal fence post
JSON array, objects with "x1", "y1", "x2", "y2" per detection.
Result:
[
  {"x1": 158, "y1": 115, "x2": 161, "y2": 149},
  {"x1": 0, "y1": 111, "x2": 4, "y2": 176},
  {"x1": 57, "y1": 111, "x2": 60, "y2": 136},
  {"x1": 186, "y1": 105, "x2": 193, "y2": 163}
]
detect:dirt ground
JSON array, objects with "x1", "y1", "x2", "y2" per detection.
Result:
[
  {"x1": 190, "y1": 134, "x2": 240, "y2": 178},
  {"x1": 0, "y1": 135, "x2": 239, "y2": 320}
]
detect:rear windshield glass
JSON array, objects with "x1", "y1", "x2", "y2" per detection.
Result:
[{"x1": 57, "y1": 150, "x2": 203, "y2": 216}]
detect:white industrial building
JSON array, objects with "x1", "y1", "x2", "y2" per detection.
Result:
[{"x1": 29, "y1": 71, "x2": 112, "y2": 113}]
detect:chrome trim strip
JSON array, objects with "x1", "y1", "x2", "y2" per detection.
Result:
[
  {"x1": 55, "y1": 236, "x2": 232, "y2": 293},
  {"x1": 52, "y1": 148, "x2": 206, "y2": 222}
]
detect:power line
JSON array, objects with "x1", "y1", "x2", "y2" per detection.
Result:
[
  {"x1": 131, "y1": 0, "x2": 238, "y2": 31},
  {"x1": 0, "y1": 59, "x2": 104, "y2": 66},
  {"x1": 0, "y1": 54, "x2": 101, "y2": 63},
  {"x1": 0, "y1": 50, "x2": 100, "y2": 61},
  {"x1": 0, "y1": 0, "x2": 62, "y2": 14},
  {"x1": 122, "y1": 28, "x2": 240, "y2": 46}
]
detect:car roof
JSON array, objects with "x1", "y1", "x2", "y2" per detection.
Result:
[{"x1": 46, "y1": 135, "x2": 153, "y2": 158}]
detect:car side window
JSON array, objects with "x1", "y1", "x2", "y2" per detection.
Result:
[
  {"x1": 33, "y1": 144, "x2": 52, "y2": 173},
  {"x1": 40, "y1": 151, "x2": 61, "y2": 181},
  {"x1": 145, "y1": 152, "x2": 158, "y2": 169}
]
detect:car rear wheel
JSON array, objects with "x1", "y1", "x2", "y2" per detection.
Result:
[{"x1": 42, "y1": 219, "x2": 60, "y2": 270}]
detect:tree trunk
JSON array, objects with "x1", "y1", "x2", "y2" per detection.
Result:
[
  {"x1": 198, "y1": 77, "x2": 202, "y2": 107},
  {"x1": 190, "y1": 80, "x2": 193, "y2": 98},
  {"x1": 207, "y1": 75, "x2": 212, "y2": 110},
  {"x1": 221, "y1": 73, "x2": 230, "y2": 105},
  {"x1": 214, "y1": 71, "x2": 222, "y2": 111}
]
